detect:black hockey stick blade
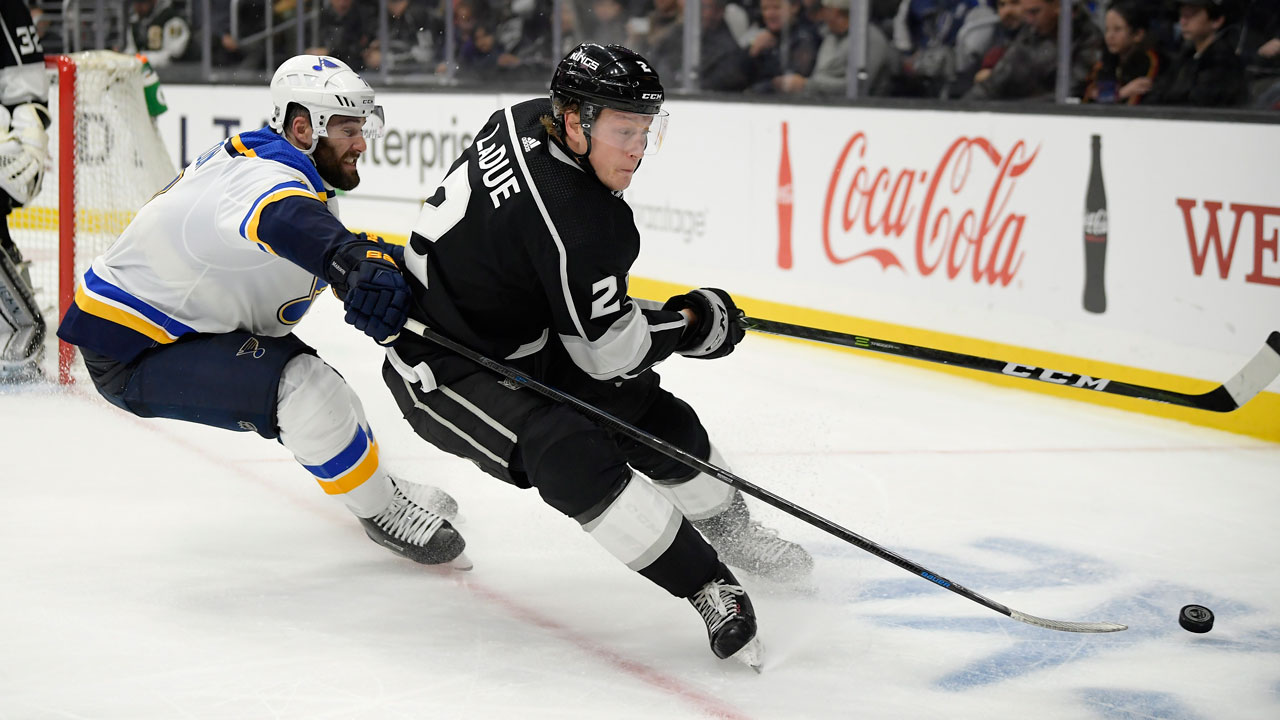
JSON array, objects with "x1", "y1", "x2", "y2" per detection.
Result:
[
  {"x1": 741, "y1": 317, "x2": 1280, "y2": 414},
  {"x1": 401, "y1": 318, "x2": 1127, "y2": 634}
]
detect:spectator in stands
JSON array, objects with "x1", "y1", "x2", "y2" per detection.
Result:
[
  {"x1": 459, "y1": 21, "x2": 502, "y2": 78},
  {"x1": 211, "y1": 0, "x2": 269, "y2": 69},
  {"x1": 1237, "y1": 0, "x2": 1279, "y2": 108},
  {"x1": 964, "y1": 0, "x2": 1102, "y2": 100},
  {"x1": 1084, "y1": 1, "x2": 1159, "y2": 103},
  {"x1": 28, "y1": 5, "x2": 63, "y2": 54},
  {"x1": 364, "y1": 0, "x2": 440, "y2": 73},
  {"x1": 745, "y1": 0, "x2": 821, "y2": 93},
  {"x1": 773, "y1": 0, "x2": 897, "y2": 96},
  {"x1": 953, "y1": 0, "x2": 1023, "y2": 94},
  {"x1": 581, "y1": 0, "x2": 630, "y2": 47},
  {"x1": 124, "y1": 0, "x2": 192, "y2": 67},
  {"x1": 699, "y1": 0, "x2": 753, "y2": 90},
  {"x1": 972, "y1": 0, "x2": 1024, "y2": 83},
  {"x1": 480, "y1": 0, "x2": 566, "y2": 81},
  {"x1": 891, "y1": 0, "x2": 970, "y2": 96},
  {"x1": 627, "y1": 0, "x2": 686, "y2": 81},
  {"x1": 307, "y1": 0, "x2": 373, "y2": 71},
  {"x1": 1143, "y1": 0, "x2": 1247, "y2": 106}
]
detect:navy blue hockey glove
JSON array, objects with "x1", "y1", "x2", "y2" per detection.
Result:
[
  {"x1": 326, "y1": 241, "x2": 410, "y2": 344},
  {"x1": 662, "y1": 288, "x2": 745, "y2": 359}
]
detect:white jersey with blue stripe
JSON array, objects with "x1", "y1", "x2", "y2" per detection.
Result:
[{"x1": 59, "y1": 127, "x2": 358, "y2": 363}]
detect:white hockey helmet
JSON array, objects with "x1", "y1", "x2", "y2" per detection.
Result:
[{"x1": 268, "y1": 55, "x2": 385, "y2": 153}]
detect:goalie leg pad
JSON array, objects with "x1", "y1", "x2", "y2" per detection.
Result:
[{"x1": 0, "y1": 234, "x2": 45, "y2": 374}]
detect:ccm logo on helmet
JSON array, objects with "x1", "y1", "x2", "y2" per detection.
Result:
[
  {"x1": 641, "y1": 93, "x2": 662, "y2": 100},
  {"x1": 569, "y1": 50, "x2": 600, "y2": 70}
]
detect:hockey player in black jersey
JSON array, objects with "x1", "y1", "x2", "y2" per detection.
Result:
[
  {"x1": 0, "y1": 0, "x2": 51, "y2": 382},
  {"x1": 384, "y1": 43, "x2": 813, "y2": 666}
]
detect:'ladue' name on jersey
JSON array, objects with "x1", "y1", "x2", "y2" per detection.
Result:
[{"x1": 474, "y1": 122, "x2": 521, "y2": 209}]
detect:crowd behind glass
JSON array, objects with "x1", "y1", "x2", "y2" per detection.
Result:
[{"x1": 28, "y1": 0, "x2": 1280, "y2": 108}]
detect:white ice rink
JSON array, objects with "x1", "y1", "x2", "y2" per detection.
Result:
[{"x1": 3, "y1": 300, "x2": 1278, "y2": 720}]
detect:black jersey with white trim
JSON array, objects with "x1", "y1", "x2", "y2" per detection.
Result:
[
  {"x1": 0, "y1": 0, "x2": 48, "y2": 108},
  {"x1": 399, "y1": 97, "x2": 687, "y2": 382}
]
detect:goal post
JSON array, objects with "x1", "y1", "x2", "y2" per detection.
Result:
[{"x1": 8, "y1": 51, "x2": 178, "y2": 383}]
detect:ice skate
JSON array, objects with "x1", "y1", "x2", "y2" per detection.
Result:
[
  {"x1": 396, "y1": 479, "x2": 461, "y2": 523},
  {"x1": 693, "y1": 492, "x2": 813, "y2": 583},
  {"x1": 689, "y1": 563, "x2": 762, "y2": 670},
  {"x1": 360, "y1": 480, "x2": 471, "y2": 570}
]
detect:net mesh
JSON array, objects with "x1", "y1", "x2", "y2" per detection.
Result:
[{"x1": 8, "y1": 51, "x2": 177, "y2": 382}]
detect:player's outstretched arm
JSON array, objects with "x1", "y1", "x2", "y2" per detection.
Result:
[
  {"x1": 662, "y1": 288, "x2": 745, "y2": 360},
  {"x1": 325, "y1": 241, "x2": 410, "y2": 344}
]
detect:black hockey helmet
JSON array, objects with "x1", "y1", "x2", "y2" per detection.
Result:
[{"x1": 551, "y1": 43, "x2": 665, "y2": 126}]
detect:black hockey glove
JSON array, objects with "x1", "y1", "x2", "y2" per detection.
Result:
[
  {"x1": 662, "y1": 288, "x2": 745, "y2": 359},
  {"x1": 326, "y1": 241, "x2": 410, "y2": 345}
]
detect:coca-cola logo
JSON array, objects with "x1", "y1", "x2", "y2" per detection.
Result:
[
  {"x1": 819, "y1": 133, "x2": 1039, "y2": 286},
  {"x1": 1083, "y1": 209, "x2": 1108, "y2": 237}
]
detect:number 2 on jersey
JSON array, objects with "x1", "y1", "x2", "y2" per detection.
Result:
[{"x1": 414, "y1": 165, "x2": 472, "y2": 242}]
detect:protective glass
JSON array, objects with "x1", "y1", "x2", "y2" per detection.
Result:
[{"x1": 588, "y1": 108, "x2": 669, "y2": 156}]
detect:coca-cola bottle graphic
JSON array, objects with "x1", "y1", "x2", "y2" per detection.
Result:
[
  {"x1": 777, "y1": 121, "x2": 794, "y2": 270},
  {"x1": 1082, "y1": 134, "x2": 1108, "y2": 313}
]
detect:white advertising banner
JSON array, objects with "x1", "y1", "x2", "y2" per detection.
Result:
[
  {"x1": 156, "y1": 86, "x2": 1279, "y2": 394},
  {"x1": 626, "y1": 102, "x2": 1280, "y2": 392}
]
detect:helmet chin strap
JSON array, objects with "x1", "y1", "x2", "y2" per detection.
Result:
[{"x1": 553, "y1": 119, "x2": 600, "y2": 183}]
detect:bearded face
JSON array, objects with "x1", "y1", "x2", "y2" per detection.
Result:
[{"x1": 312, "y1": 116, "x2": 367, "y2": 191}]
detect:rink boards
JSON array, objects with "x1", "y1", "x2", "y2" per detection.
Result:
[{"x1": 155, "y1": 86, "x2": 1280, "y2": 442}]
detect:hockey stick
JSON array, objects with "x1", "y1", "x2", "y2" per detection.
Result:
[
  {"x1": 741, "y1": 317, "x2": 1280, "y2": 413},
  {"x1": 402, "y1": 318, "x2": 1127, "y2": 634}
]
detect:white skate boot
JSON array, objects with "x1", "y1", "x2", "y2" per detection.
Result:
[{"x1": 693, "y1": 492, "x2": 813, "y2": 582}]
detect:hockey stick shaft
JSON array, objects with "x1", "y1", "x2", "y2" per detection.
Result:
[
  {"x1": 401, "y1": 318, "x2": 1126, "y2": 634},
  {"x1": 741, "y1": 317, "x2": 1280, "y2": 413}
]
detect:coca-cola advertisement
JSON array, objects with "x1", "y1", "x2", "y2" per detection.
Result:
[
  {"x1": 1083, "y1": 134, "x2": 1108, "y2": 314},
  {"x1": 816, "y1": 132, "x2": 1038, "y2": 288},
  {"x1": 620, "y1": 100, "x2": 1277, "y2": 398}
]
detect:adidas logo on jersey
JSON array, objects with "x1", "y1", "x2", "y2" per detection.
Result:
[{"x1": 521, "y1": 137, "x2": 540, "y2": 153}]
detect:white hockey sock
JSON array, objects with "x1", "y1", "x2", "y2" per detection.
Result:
[
  {"x1": 652, "y1": 447, "x2": 736, "y2": 521},
  {"x1": 581, "y1": 472, "x2": 684, "y2": 571},
  {"x1": 275, "y1": 353, "x2": 393, "y2": 517}
]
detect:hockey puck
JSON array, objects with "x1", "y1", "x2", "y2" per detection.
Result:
[{"x1": 1179, "y1": 604, "x2": 1214, "y2": 633}]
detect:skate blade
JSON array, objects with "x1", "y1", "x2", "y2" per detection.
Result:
[
  {"x1": 731, "y1": 637, "x2": 764, "y2": 673},
  {"x1": 446, "y1": 551, "x2": 474, "y2": 571}
]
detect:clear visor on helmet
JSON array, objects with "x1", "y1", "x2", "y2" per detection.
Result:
[
  {"x1": 587, "y1": 108, "x2": 669, "y2": 156},
  {"x1": 318, "y1": 105, "x2": 386, "y2": 139}
]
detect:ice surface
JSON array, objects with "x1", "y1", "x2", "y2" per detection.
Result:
[{"x1": 3, "y1": 300, "x2": 1278, "y2": 719}]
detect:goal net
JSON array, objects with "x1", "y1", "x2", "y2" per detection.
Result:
[{"x1": 8, "y1": 50, "x2": 177, "y2": 383}]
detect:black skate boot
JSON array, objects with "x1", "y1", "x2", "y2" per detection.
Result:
[
  {"x1": 360, "y1": 480, "x2": 471, "y2": 569},
  {"x1": 689, "y1": 563, "x2": 763, "y2": 669},
  {"x1": 693, "y1": 492, "x2": 813, "y2": 582}
]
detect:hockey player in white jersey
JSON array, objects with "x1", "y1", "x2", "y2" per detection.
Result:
[{"x1": 57, "y1": 55, "x2": 469, "y2": 569}]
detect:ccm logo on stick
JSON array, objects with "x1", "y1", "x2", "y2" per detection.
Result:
[{"x1": 1002, "y1": 364, "x2": 1110, "y2": 390}]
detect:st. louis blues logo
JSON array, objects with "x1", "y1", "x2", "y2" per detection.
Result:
[
  {"x1": 312, "y1": 57, "x2": 339, "y2": 71},
  {"x1": 237, "y1": 337, "x2": 266, "y2": 359}
]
